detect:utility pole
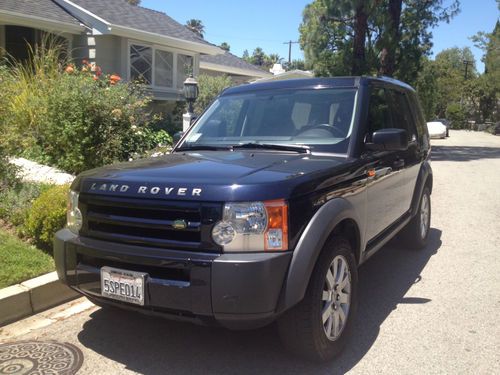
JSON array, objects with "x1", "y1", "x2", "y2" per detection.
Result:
[
  {"x1": 283, "y1": 40, "x2": 299, "y2": 64},
  {"x1": 463, "y1": 60, "x2": 473, "y2": 80}
]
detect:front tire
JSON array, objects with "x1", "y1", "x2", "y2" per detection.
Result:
[
  {"x1": 401, "y1": 186, "x2": 431, "y2": 249},
  {"x1": 278, "y1": 237, "x2": 358, "y2": 362}
]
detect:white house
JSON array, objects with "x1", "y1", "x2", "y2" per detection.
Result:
[{"x1": 0, "y1": 0, "x2": 270, "y2": 104}]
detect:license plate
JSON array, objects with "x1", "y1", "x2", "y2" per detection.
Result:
[{"x1": 101, "y1": 266, "x2": 147, "y2": 306}]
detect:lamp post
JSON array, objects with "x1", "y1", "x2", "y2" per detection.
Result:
[{"x1": 182, "y1": 75, "x2": 199, "y2": 132}]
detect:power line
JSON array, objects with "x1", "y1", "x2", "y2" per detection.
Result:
[
  {"x1": 283, "y1": 40, "x2": 299, "y2": 64},
  {"x1": 463, "y1": 60, "x2": 473, "y2": 80}
]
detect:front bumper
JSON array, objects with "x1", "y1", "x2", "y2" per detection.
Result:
[{"x1": 54, "y1": 229, "x2": 292, "y2": 329}]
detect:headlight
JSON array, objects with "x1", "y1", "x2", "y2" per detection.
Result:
[
  {"x1": 212, "y1": 200, "x2": 288, "y2": 252},
  {"x1": 67, "y1": 190, "x2": 82, "y2": 234}
]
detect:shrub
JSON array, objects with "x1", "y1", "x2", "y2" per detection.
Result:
[
  {"x1": 0, "y1": 41, "x2": 170, "y2": 174},
  {"x1": 193, "y1": 74, "x2": 233, "y2": 115},
  {"x1": 0, "y1": 182, "x2": 52, "y2": 227},
  {"x1": 24, "y1": 184, "x2": 69, "y2": 252},
  {"x1": 0, "y1": 146, "x2": 19, "y2": 194},
  {"x1": 446, "y1": 103, "x2": 467, "y2": 129}
]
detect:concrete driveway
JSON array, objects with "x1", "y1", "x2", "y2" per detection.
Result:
[{"x1": 1, "y1": 130, "x2": 499, "y2": 374}]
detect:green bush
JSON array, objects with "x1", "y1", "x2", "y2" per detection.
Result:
[
  {"x1": 446, "y1": 103, "x2": 467, "y2": 129},
  {"x1": 0, "y1": 41, "x2": 170, "y2": 174},
  {"x1": 0, "y1": 182, "x2": 52, "y2": 227},
  {"x1": 193, "y1": 74, "x2": 233, "y2": 115},
  {"x1": 0, "y1": 146, "x2": 19, "y2": 194},
  {"x1": 24, "y1": 184, "x2": 69, "y2": 252}
]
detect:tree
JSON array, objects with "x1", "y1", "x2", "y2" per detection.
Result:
[
  {"x1": 219, "y1": 42, "x2": 230, "y2": 52},
  {"x1": 287, "y1": 59, "x2": 307, "y2": 71},
  {"x1": 250, "y1": 47, "x2": 266, "y2": 66},
  {"x1": 415, "y1": 57, "x2": 439, "y2": 120},
  {"x1": 242, "y1": 50, "x2": 250, "y2": 61},
  {"x1": 126, "y1": 0, "x2": 141, "y2": 5},
  {"x1": 186, "y1": 19, "x2": 205, "y2": 39},
  {"x1": 299, "y1": 0, "x2": 459, "y2": 83},
  {"x1": 193, "y1": 74, "x2": 233, "y2": 115}
]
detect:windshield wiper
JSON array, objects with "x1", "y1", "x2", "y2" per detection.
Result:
[
  {"x1": 232, "y1": 143, "x2": 310, "y2": 154},
  {"x1": 176, "y1": 144, "x2": 233, "y2": 152}
]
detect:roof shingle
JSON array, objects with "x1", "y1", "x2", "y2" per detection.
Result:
[
  {"x1": 0, "y1": 0, "x2": 82, "y2": 26},
  {"x1": 70, "y1": 0, "x2": 213, "y2": 46},
  {"x1": 200, "y1": 52, "x2": 271, "y2": 75}
]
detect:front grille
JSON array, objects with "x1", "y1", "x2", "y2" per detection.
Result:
[{"x1": 79, "y1": 194, "x2": 222, "y2": 252}]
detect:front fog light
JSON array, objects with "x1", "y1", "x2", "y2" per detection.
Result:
[
  {"x1": 212, "y1": 221, "x2": 236, "y2": 245},
  {"x1": 67, "y1": 190, "x2": 82, "y2": 234}
]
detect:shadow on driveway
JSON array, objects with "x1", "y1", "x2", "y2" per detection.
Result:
[
  {"x1": 77, "y1": 229, "x2": 442, "y2": 375},
  {"x1": 431, "y1": 145, "x2": 500, "y2": 162}
]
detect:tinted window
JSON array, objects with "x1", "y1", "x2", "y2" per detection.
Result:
[
  {"x1": 368, "y1": 87, "x2": 392, "y2": 132},
  {"x1": 182, "y1": 88, "x2": 358, "y2": 153},
  {"x1": 388, "y1": 90, "x2": 418, "y2": 141}
]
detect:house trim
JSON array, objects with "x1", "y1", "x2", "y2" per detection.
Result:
[
  {"x1": 200, "y1": 61, "x2": 271, "y2": 79},
  {"x1": 0, "y1": 10, "x2": 85, "y2": 34}
]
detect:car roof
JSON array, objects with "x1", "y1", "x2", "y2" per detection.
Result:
[{"x1": 221, "y1": 76, "x2": 415, "y2": 96}]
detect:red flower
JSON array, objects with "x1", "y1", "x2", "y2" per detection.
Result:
[{"x1": 109, "y1": 74, "x2": 121, "y2": 85}]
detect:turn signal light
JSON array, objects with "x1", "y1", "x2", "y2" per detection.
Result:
[{"x1": 264, "y1": 200, "x2": 288, "y2": 251}]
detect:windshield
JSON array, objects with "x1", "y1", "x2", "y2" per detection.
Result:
[{"x1": 179, "y1": 87, "x2": 358, "y2": 153}]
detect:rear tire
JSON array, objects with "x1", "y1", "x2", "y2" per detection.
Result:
[
  {"x1": 278, "y1": 236, "x2": 358, "y2": 362},
  {"x1": 401, "y1": 186, "x2": 431, "y2": 249}
]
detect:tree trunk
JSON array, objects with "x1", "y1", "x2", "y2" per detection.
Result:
[
  {"x1": 352, "y1": 4, "x2": 368, "y2": 75},
  {"x1": 379, "y1": 0, "x2": 402, "y2": 76}
]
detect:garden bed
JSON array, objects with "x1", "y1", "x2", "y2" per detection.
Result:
[{"x1": 0, "y1": 227, "x2": 54, "y2": 289}]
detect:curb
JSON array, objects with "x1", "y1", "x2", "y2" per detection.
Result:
[{"x1": 0, "y1": 272, "x2": 79, "y2": 326}]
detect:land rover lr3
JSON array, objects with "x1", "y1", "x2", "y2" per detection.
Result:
[{"x1": 55, "y1": 76, "x2": 432, "y2": 361}]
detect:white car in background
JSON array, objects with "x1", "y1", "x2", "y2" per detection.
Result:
[{"x1": 427, "y1": 121, "x2": 447, "y2": 139}]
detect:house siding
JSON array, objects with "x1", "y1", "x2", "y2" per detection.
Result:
[{"x1": 72, "y1": 34, "x2": 125, "y2": 78}]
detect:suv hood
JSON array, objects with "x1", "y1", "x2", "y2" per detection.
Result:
[{"x1": 73, "y1": 151, "x2": 356, "y2": 201}]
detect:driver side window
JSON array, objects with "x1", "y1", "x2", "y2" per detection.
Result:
[{"x1": 368, "y1": 87, "x2": 393, "y2": 133}]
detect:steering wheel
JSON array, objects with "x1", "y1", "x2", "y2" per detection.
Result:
[{"x1": 296, "y1": 124, "x2": 345, "y2": 138}]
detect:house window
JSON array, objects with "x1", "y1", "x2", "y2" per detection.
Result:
[
  {"x1": 177, "y1": 54, "x2": 193, "y2": 89},
  {"x1": 129, "y1": 43, "x2": 194, "y2": 90},
  {"x1": 130, "y1": 44, "x2": 152, "y2": 84},
  {"x1": 155, "y1": 50, "x2": 173, "y2": 87}
]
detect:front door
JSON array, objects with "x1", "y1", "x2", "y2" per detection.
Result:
[{"x1": 364, "y1": 86, "x2": 409, "y2": 241}]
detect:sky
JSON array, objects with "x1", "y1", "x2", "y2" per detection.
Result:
[{"x1": 142, "y1": 0, "x2": 499, "y2": 73}]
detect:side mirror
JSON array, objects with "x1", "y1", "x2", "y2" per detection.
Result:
[
  {"x1": 365, "y1": 128, "x2": 408, "y2": 151},
  {"x1": 190, "y1": 116, "x2": 197, "y2": 125},
  {"x1": 173, "y1": 131, "x2": 185, "y2": 144}
]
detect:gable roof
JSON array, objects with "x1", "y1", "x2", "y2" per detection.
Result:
[
  {"x1": 69, "y1": 0, "x2": 207, "y2": 45},
  {"x1": 200, "y1": 52, "x2": 272, "y2": 79},
  {"x1": 54, "y1": 0, "x2": 221, "y2": 54},
  {"x1": 0, "y1": 0, "x2": 84, "y2": 32}
]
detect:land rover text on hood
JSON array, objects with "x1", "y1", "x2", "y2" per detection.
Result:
[{"x1": 55, "y1": 76, "x2": 432, "y2": 361}]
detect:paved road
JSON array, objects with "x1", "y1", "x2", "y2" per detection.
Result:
[{"x1": 1, "y1": 130, "x2": 499, "y2": 374}]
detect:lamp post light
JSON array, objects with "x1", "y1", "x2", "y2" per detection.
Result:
[{"x1": 182, "y1": 75, "x2": 199, "y2": 132}]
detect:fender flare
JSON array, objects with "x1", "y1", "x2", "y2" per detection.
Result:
[
  {"x1": 409, "y1": 161, "x2": 433, "y2": 217},
  {"x1": 279, "y1": 197, "x2": 362, "y2": 310}
]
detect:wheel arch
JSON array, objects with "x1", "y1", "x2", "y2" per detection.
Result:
[
  {"x1": 278, "y1": 198, "x2": 363, "y2": 312},
  {"x1": 410, "y1": 161, "x2": 433, "y2": 217}
]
